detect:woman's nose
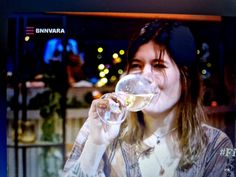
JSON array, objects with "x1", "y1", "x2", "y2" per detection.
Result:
[
  {"x1": 142, "y1": 65, "x2": 153, "y2": 79},
  {"x1": 141, "y1": 66, "x2": 160, "y2": 93}
]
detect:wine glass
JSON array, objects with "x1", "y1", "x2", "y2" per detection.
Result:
[{"x1": 96, "y1": 74, "x2": 160, "y2": 125}]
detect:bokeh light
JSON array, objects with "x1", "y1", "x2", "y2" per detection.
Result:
[
  {"x1": 98, "y1": 64, "x2": 105, "y2": 70},
  {"x1": 211, "y1": 101, "x2": 218, "y2": 107},
  {"x1": 119, "y1": 50, "x2": 125, "y2": 55},
  {"x1": 101, "y1": 77, "x2": 108, "y2": 83},
  {"x1": 97, "y1": 47, "x2": 103, "y2": 53},
  {"x1": 92, "y1": 90, "x2": 102, "y2": 99},
  {"x1": 97, "y1": 54, "x2": 102, "y2": 59},
  {"x1": 104, "y1": 68, "x2": 109, "y2": 74},
  {"x1": 118, "y1": 69, "x2": 124, "y2": 75},
  {"x1": 25, "y1": 36, "x2": 30, "y2": 41},
  {"x1": 96, "y1": 77, "x2": 108, "y2": 87},
  {"x1": 201, "y1": 69, "x2": 207, "y2": 75},
  {"x1": 206, "y1": 63, "x2": 212, "y2": 67},
  {"x1": 112, "y1": 53, "x2": 119, "y2": 59},
  {"x1": 113, "y1": 57, "x2": 122, "y2": 64},
  {"x1": 110, "y1": 75, "x2": 117, "y2": 82},
  {"x1": 7, "y1": 72, "x2": 13, "y2": 76},
  {"x1": 99, "y1": 71, "x2": 105, "y2": 77}
]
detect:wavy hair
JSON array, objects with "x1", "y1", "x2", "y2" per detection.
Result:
[{"x1": 120, "y1": 20, "x2": 208, "y2": 170}]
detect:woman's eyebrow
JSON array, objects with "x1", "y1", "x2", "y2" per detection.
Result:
[
  {"x1": 152, "y1": 58, "x2": 166, "y2": 63},
  {"x1": 131, "y1": 58, "x2": 142, "y2": 62}
]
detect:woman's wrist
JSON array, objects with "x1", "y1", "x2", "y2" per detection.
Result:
[
  {"x1": 87, "y1": 134, "x2": 111, "y2": 146},
  {"x1": 86, "y1": 135, "x2": 110, "y2": 148},
  {"x1": 78, "y1": 137, "x2": 108, "y2": 175}
]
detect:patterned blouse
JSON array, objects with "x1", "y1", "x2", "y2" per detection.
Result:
[{"x1": 62, "y1": 120, "x2": 235, "y2": 177}]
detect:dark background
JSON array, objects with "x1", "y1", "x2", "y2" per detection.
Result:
[{"x1": 1, "y1": 1, "x2": 236, "y2": 177}]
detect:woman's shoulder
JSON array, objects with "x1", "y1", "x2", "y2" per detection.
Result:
[
  {"x1": 202, "y1": 123, "x2": 233, "y2": 150},
  {"x1": 199, "y1": 125, "x2": 235, "y2": 176}
]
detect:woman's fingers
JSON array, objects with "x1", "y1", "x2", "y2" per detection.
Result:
[
  {"x1": 87, "y1": 96, "x2": 122, "y2": 144},
  {"x1": 89, "y1": 99, "x2": 107, "y2": 118}
]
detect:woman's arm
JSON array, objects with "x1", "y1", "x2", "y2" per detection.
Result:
[
  {"x1": 63, "y1": 140, "x2": 107, "y2": 177},
  {"x1": 62, "y1": 120, "x2": 107, "y2": 177},
  {"x1": 62, "y1": 99, "x2": 122, "y2": 177}
]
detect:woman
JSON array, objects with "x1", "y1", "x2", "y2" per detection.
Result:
[{"x1": 62, "y1": 20, "x2": 235, "y2": 177}]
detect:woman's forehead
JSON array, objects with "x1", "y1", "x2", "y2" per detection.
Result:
[{"x1": 132, "y1": 42, "x2": 172, "y2": 62}]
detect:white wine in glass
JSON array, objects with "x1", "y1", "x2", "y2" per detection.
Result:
[{"x1": 96, "y1": 74, "x2": 160, "y2": 125}]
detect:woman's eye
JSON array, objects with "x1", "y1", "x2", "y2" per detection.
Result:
[
  {"x1": 153, "y1": 63, "x2": 166, "y2": 69},
  {"x1": 130, "y1": 63, "x2": 142, "y2": 70}
]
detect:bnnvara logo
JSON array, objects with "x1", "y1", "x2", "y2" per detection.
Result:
[
  {"x1": 26, "y1": 26, "x2": 35, "y2": 35},
  {"x1": 35, "y1": 28, "x2": 65, "y2": 34},
  {"x1": 25, "y1": 26, "x2": 66, "y2": 35}
]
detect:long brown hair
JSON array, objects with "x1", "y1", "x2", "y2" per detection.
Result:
[{"x1": 120, "y1": 20, "x2": 208, "y2": 170}]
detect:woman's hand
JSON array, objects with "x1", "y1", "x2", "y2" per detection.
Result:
[{"x1": 87, "y1": 97, "x2": 122, "y2": 146}]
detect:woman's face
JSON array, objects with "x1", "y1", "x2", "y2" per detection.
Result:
[{"x1": 128, "y1": 41, "x2": 181, "y2": 115}]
